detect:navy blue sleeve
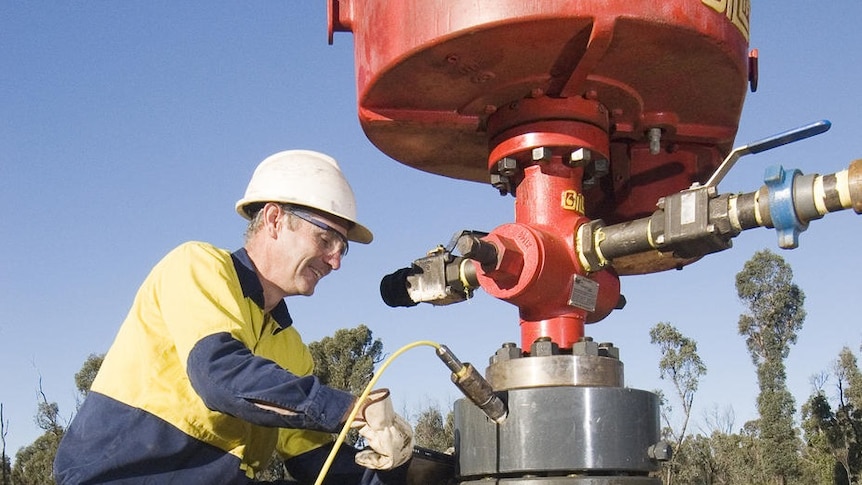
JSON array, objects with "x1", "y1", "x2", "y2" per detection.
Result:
[
  {"x1": 284, "y1": 442, "x2": 410, "y2": 485},
  {"x1": 187, "y1": 332, "x2": 354, "y2": 432}
]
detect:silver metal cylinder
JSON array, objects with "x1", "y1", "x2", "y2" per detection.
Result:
[{"x1": 456, "y1": 386, "x2": 661, "y2": 479}]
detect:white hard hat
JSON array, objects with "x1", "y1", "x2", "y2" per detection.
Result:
[{"x1": 236, "y1": 150, "x2": 373, "y2": 244}]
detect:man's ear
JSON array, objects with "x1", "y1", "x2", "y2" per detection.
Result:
[{"x1": 261, "y1": 203, "x2": 283, "y2": 237}]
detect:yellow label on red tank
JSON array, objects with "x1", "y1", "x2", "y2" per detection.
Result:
[
  {"x1": 702, "y1": 0, "x2": 751, "y2": 41},
  {"x1": 562, "y1": 190, "x2": 585, "y2": 214}
]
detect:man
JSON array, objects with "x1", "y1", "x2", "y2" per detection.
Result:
[{"x1": 54, "y1": 150, "x2": 413, "y2": 484}]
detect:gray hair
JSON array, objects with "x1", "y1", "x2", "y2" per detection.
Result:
[{"x1": 243, "y1": 203, "x2": 299, "y2": 244}]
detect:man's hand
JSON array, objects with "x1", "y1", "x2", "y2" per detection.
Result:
[{"x1": 351, "y1": 389, "x2": 414, "y2": 470}]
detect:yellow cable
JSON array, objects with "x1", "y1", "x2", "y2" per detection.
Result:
[{"x1": 313, "y1": 340, "x2": 442, "y2": 485}]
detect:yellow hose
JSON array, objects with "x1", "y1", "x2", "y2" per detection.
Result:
[{"x1": 313, "y1": 340, "x2": 442, "y2": 485}]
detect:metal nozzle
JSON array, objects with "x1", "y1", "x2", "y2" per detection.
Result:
[{"x1": 436, "y1": 345, "x2": 507, "y2": 423}]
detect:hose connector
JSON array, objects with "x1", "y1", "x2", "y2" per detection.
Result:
[{"x1": 436, "y1": 345, "x2": 507, "y2": 423}]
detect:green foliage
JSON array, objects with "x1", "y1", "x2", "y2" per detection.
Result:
[
  {"x1": 736, "y1": 249, "x2": 805, "y2": 483},
  {"x1": 800, "y1": 347, "x2": 862, "y2": 484},
  {"x1": 1, "y1": 454, "x2": 10, "y2": 485},
  {"x1": 11, "y1": 431, "x2": 62, "y2": 485},
  {"x1": 736, "y1": 250, "x2": 806, "y2": 364},
  {"x1": 650, "y1": 322, "x2": 707, "y2": 395},
  {"x1": 308, "y1": 324, "x2": 384, "y2": 396},
  {"x1": 73, "y1": 354, "x2": 104, "y2": 398},
  {"x1": 839, "y1": 347, "x2": 862, "y2": 410},
  {"x1": 35, "y1": 402, "x2": 61, "y2": 435},
  {"x1": 650, "y1": 322, "x2": 707, "y2": 485},
  {"x1": 413, "y1": 405, "x2": 454, "y2": 453}
]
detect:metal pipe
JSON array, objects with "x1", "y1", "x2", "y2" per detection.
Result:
[{"x1": 578, "y1": 159, "x2": 862, "y2": 268}]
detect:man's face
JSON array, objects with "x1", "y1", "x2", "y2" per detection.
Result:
[{"x1": 272, "y1": 207, "x2": 349, "y2": 296}]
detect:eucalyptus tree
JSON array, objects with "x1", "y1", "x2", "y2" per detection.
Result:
[
  {"x1": 649, "y1": 321, "x2": 707, "y2": 485},
  {"x1": 736, "y1": 249, "x2": 805, "y2": 484}
]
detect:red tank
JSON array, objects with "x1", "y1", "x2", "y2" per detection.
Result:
[{"x1": 329, "y1": 0, "x2": 752, "y2": 346}]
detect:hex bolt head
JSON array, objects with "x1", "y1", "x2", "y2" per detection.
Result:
[
  {"x1": 568, "y1": 148, "x2": 591, "y2": 167},
  {"x1": 530, "y1": 337, "x2": 559, "y2": 357},
  {"x1": 490, "y1": 173, "x2": 510, "y2": 196},
  {"x1": 532, "y1": 147, "x2": 552, "y2": 163},
  {"x1": 497, "y1": 157, "x2": 518, "y2": 176},
  {"x1": 493, "y1": 342, "x2": 522, "y2": 363},
  {"x1": 571, "y1": 338, "x2": 599, "y2": 357},
  {"x1": 648, "y1": 441, "x2": 673, "y2": 462},
  {"x1": 598, "y1": 342, "x2": 620, "y2": 360}
]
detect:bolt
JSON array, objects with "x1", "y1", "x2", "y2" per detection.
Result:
[
  {"x1": 497, "y1": 157, "x2": 518, "y2": 177},
  {"x1": 532, "y1": 147, "x2": 552, "y2": 163},
  {"x1": 569, "y1": 148, "x2": 591, "y2": 167},
  {"x1": 493, "y1": 342, "x2": 522, "y2": 363},
  {"x1": 648, "y1": 441, "x2": 673, "y2": 462},
  {"x1": 648, "y1": 127, "x2": 662, "y2": 155},
  {"x1": 531, "y1": 337, "x2": 559, "y2": 357},
  {"x1": 490, "y1": 174, "x2": 510, "y2": 196},
  {"x1": 572, "y1": 337, "x2": 599, "y2": 357},
  {"x1": 598, "y1": 342, "x2": 620, "y2": 359}
]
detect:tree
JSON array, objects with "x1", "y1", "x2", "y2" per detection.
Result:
[
  {"x1": 736, "y1": 249, "x2": 805, "y2": 484},
  {"x1": 12, "y1": 378, "x2": 64, "y2": 485},
  {"x1": 11, "y1": 355, "x2": 105, "y2": 485},
  {"x1": 801, "y1": 347, "x2": 862, "y2": 484},
  {"x1": 1, "y1": 403, "x2": 9, "y2": 485},
  {"x1": 308, "y1": 324, "x2": 384, "y2": 396},
  {"x1": 413, "y1": 405, "x2": 454, "y2": 453},
  {"x1": 73, "y1": 354, "x2": 104, "y2": 403},
  {"x1": 649, "y1": 322, "x2": 707, "y2": 485},
  {"x1": 11, "y1": 432, "x2": 62, "y2": 485}
]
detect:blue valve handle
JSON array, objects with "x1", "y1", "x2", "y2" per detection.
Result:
[
  {"x1": 746, "y1": 120, "x2": 831, "y2": 154},
  {"x1": 705, "y1": 120, "x2": 831, "y2": 188}
]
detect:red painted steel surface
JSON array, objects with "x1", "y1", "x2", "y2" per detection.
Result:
[
  {"x1": 329, "y1": 0, "x2": 750, "y2": 346},
  {"x1": 330, "y1": 1, "x2": 749, "y2": 218}
]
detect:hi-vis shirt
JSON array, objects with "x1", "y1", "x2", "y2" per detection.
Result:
[{"x1": 54, "y1": 242, "x2": 406, "y2": 485}]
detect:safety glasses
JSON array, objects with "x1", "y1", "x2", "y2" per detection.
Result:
[{"x1": 286, "y1": 208, "x2": 350, "y2": 257}]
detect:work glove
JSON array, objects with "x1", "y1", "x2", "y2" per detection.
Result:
[{"x1": 351, "y1": 389, "x2": 414, "y2": 470}]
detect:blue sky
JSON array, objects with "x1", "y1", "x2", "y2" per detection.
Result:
[{"x1": 2, "y1": 2, "x2": 861, "y2": 457}]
